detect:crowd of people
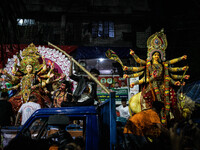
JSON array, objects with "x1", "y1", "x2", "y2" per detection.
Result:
[{"x1": 115, "y1": 99, "x2": 200, "y2": 150}]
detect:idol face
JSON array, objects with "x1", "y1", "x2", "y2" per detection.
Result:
[
  {"x1": 152, "y1": 52, "x2": 160, "y2": 62},
  {"x1": 26, "y1": 65, "x2": 33, "y2": 73}
]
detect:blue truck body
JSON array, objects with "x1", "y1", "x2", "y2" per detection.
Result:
[{"x1": 12, "y1": 92, "x2": 117, "y2": 150}]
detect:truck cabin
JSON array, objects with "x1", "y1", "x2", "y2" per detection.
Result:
[
  {"x1": 4, "y1": 92, "x2": 116, "y2": 150},
  {"x1": 18, "y1": 106, "x2": 99, "y2": 150}
]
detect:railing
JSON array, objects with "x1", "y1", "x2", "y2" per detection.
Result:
[{"x1": 97, "y1": 92, "x2": 116, "y2": 150}]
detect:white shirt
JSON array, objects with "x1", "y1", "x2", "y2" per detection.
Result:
[
  {"x1": 116, "y1": 105, "x2": 130, "y2": 119},
  {"x1": 18, "y1": 102, "x2": 41, "y2": 125}
]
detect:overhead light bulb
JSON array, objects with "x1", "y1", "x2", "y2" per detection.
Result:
[{"x1": 99, "y1": 58, "x2": 104, "y2": 62}]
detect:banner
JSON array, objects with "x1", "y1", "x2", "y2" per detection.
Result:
[
  {"x1": 97, "y1": 87, "x2": 129, "y2": 102},
  {"x1": 98, "y1": 75, "x2": 128, "y2": 88},
  {"x1": 97, "y1": 75, "x2": 129, "y2": 104}
]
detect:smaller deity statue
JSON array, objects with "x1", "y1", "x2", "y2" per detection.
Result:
[{"x1": 0, "y1": 43, "x2": 52, "y2": 114}]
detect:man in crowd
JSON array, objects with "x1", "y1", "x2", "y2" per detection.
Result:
[
  {"x1": 123, "y1": 101, "x2": 168, "y2": 150},
  {"x1": 0, "y1": 91, "x2": 14, "y2": 127},
  {"x1": 116, "y1": 98, "x2": 130, "y2": 120},
  {"x1": 47, "y1": 115, "x2": 73, "y2": 149},
  {"x1": 52, "y1": 80, "x2": 72, "y2": 108},
  {"x1": 0, "y1": 91, "x2": 15, "y2": 149},
  {"x1": 15, "y1": 95, "x2": 41, "y2": 125}
]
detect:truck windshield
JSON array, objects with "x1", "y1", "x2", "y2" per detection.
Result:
[
  {"x1": 22, "y1": 116, "x2": 86, "y2": 149},
  {"x1": 23, "y1": 117, "x2": 47, "y2": 139}
]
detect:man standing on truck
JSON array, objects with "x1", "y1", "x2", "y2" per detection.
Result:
[
  {"x1": 52, "y1": 80, "x2": 73, "y2": 108},
  {"x1": 15, "y1": 95, "x2": 41, "y2": 125},
  {"x1": 62, "y1": 58, "x2": 101, "y2": 106}
]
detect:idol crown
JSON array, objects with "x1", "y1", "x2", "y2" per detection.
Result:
[
  {"x1": 147, "y1": 28, "x2": 168, "y2": 61},
  {"x1": 22, "y1": 43, "x2": 40, "y2": 58},
  {"x1": 19, "y1": 43, "x2": 42, "y2": 73}
]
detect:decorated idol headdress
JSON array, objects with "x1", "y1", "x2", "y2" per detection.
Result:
[
  {"x1": 19, "y1": 43, "x2": 43, "y2": 74},
  {"x1": 147, "y1": 28, "x2": 168, "y2": 61}
]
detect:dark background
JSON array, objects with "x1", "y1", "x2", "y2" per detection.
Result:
[{"x1": 1, "y1": 0, "x2": 200, "y2": 83}]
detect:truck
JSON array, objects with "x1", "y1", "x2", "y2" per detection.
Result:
[{"x1": 1, "y1": 92, "x2": 117, "y2": 150}]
